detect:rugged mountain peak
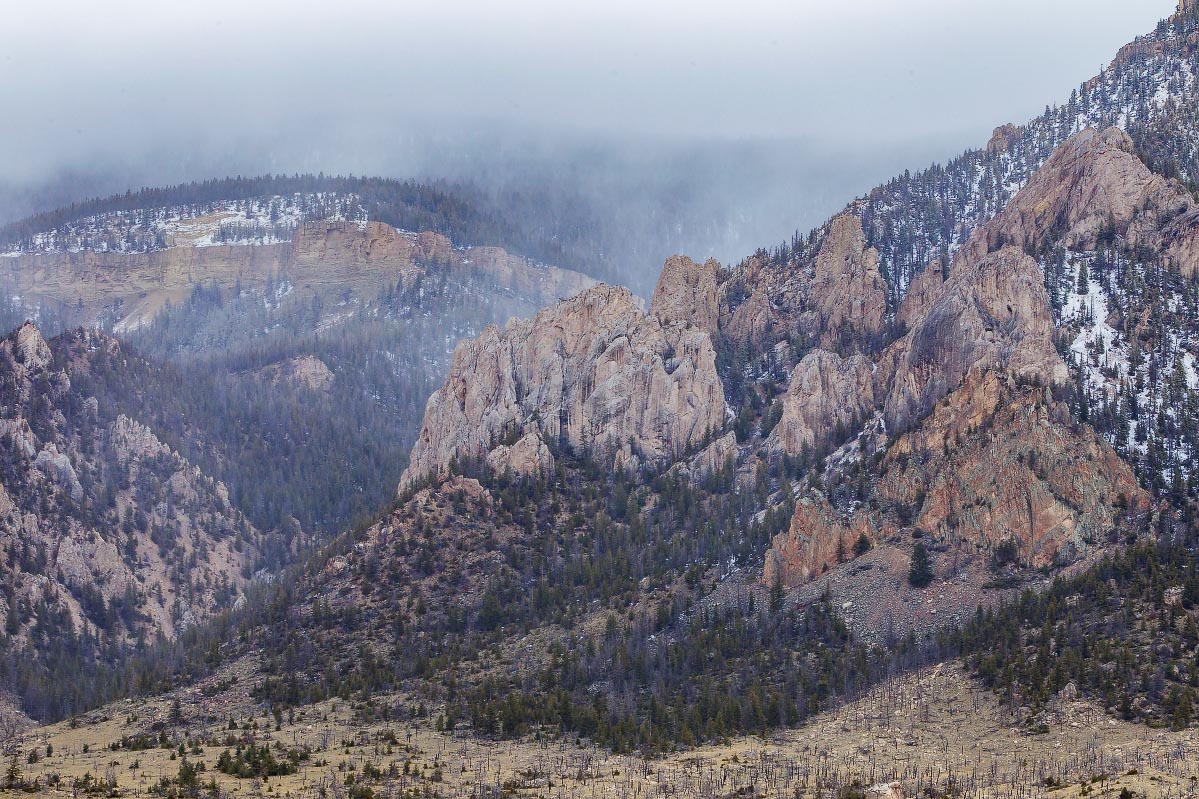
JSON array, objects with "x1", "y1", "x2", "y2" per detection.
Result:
[
  {"x1": 13, "y1": 322, "x2": 51, "y2": 371},
  {"x1": 765, "y1": 368, "x2": 1148, "y2": 598},
  {"x1": 971, "y1": 126, "x2": 1193, "y2": 259},
  {"x1": 650, "y1": 255, "x2": 720, "y2": 333},
  {"x1": 713, "y1": 212, "x2": 889, "y2": 357},
  {"x1": 811, "y1": 214, "x2": 888, "y2": 349},
  {"x1": 986, "y1": 123, "x2": 1023, "y2": 154},
  {"x1": 881, "y1": 245, "x2": 1068, "y2": 433},
  {"x1": 400, "y1": 283, "x2": 724, "y2": 489},
  {"x1": 767, "y1": 350, "x2": 875, "y2": 456}
]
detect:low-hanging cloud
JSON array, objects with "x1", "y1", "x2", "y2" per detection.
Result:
[{"x1": 0, "y1": 0, "x2": 1175, "y2": 288}]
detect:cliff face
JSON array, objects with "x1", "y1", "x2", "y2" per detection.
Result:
[
  {"x1": 766, "y1": 350, "x2": 876, "y2": 456},
  {"x1": 809, "y1": 215, "x2": 889, "y2": 350},
  {"x1": 650, "y1": 255, "x2": 720, "y2": 335},
  {"x1": 966, "y1": 127, "x2": 1195, "y2": 266},
  {"x1": 759, "y1": 127, "x2": 1186, "y2": 594},
  {"x1": 717, "y1": 214, "x2": 887, "y2": 355},
  {"x1": 875, "y1": 371, "x2": 1147, "y2": 564},
  {"x1": 0, "y1": 325, "x2": 261, "y2": 647},
  {"x1": 879, "y1": 245, "x2": 1068, "y2": 433},
  {"x1": 400, "y1": 284, "x2": 725, "y2": 489},
  {"x1": 0, "y1": 219, "x2": 595, "y2": 333},
  {"x1": 764, "y1": 370, "x2": 1148, "y2": 590}
]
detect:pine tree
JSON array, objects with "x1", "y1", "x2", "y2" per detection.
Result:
[{"x1": 908, "y1": 543, "x2": 934, "y2": 588}]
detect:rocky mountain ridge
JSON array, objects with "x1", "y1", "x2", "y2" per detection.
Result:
[
  {"x1": 5, "y1": 0, "x2": 1199, "y2": 758},
  {"x1": 0, "y1": 197, "x2": 599, "y2": 539},
  {"x1": 0, "y1": 323, "x2": 261, "y2": 660},
  {"x1": 405, "y1": 117, "x2": 1190, "y2": 637},
  {"x1": 1, "y1": 217, "x2": 593, "y2": 335},
  {"x1": 401, "y1": 283, "x2": 724, "y2": 488}
]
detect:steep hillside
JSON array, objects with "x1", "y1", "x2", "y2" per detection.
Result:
[
  {"x1": 8, "y1": 1, "x2": 1199, "y2": 767},
  {"x1": 317, "y1": 3, "x2": 1199, "y2": 751},
  {"x1": 0, "y1": 324, "x2": 263, "y2": 718},
  {"x1": 850, "y1": 4, "x2": 1199, "y2": 302},
  {"x1": 0, "y1": 198, "x2": 595, "y2": 536}
]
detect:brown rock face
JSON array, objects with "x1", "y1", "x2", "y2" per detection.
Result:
[
  {"x1": 876, "y1": 371, "x2": 1147, "y2": 565},
  {"x1": 400, "y1": 284, "x2": 725, "y2": 489},
  {"x1": 881, "y1": 245, "x2": 1068, "y2": 434},
  {"x1": 761, "y1": 126, "x2": 1183, "y2": 593},
  {"x1": 879, "y1": 125, "x2": 1199, "y2": 434},
  {"x1": 764, "y1": 370, "x2": 1147, "y2": 588},
  {"x1": 810, "y1": 214, "x2": 889, "y2": 350},
  {"x1": 986, "y1": 124, "x2": 1023, "y2": 155},
  {"x1": 290, "y1": 221, "x2": 419, "y2": 271},
  {"x1": 968, "y1": 127, "x2": 1194, "y2": 260},
  {"x1": 767, "y1": 350, "x2": 876, "y2": 456},
  {"x1": 764, "y1": 492, "x2": 874, "y2": 589},
  {"x1": 0, "y1": 220, "x2": 596, "y2": 332},
  {"x1": 650, "y1": 255, "x2": 720, "y2": 334}
]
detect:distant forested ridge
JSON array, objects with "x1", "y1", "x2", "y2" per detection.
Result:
[{"x1": 0, "y1": 174, "x2": 576, "y2": 273}]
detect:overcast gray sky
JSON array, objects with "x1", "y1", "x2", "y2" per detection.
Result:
[{"x1": 0, "y1": 0, "x2": 1174, "y2": 186}]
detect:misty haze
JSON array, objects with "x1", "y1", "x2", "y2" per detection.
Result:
[{"x1": 2, "y1": 1, "x2": 1199, "y2": 797}]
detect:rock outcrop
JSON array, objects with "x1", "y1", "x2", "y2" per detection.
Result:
[
  {"x1": 764, "y1": 370, "x2": 1148, "y2": 588},
  {"x1": 880, "y1": 126, "x2": 1199, "y2": 433},
  {"x1": 767, "y1": 350, "x2": 876, "y2": 456},
  {"x1": 968, "y1": 126, "x2": 1194, "y2": 262},
  {"x1": 0, "y1": 219, "x2": 596, "y2": 333},
  {"x1": 762, "y1": 126, "x2": 1177, "y2": 593},
  {"x1": 14, "y1": 322, "x2": 51, "y2": 371},
  {"x1": 715, "y1": 213, "x2": 888, "y2": 356},
  {"x1": 400, "y1": 284, "x2": 725, "y2": 489},
  {"x1": 669, "y1": 431, "x2": 739, "y2": 484},
  {"x1": 764, "y1": 491, "x2": 875, "y2": 589},
  {"x1": 0, "y1": 325, "x2": 260, "y2": 645},
  {"x1": 485, "y1": 432, "x2": 556, "y2": 478},
  {"x1": 881, "y1": 246, "x2": 1068, "y2": 433},
  {"x1": 876, "y1": 370, "x2": 1147, "y2": 565},
  {"x1": 809, "y1": 215, "x2": 889, "y2": 349},
  {"x1": 650, "y1": 255, "x2": 720, "y2": 334},
  {"x1": 896, "y1": 260, "x2": 945, "y2": 331},
  {"x1": 250, "y1": 355, "x2": 336, "y2": 393},
  {"x1": 986, "y1": 123, "x2": 1023, "y2": 155}
]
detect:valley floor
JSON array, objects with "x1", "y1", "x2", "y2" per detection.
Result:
[{"x1": 3, "y1": 662, "x2": 1198, "y2": 799}]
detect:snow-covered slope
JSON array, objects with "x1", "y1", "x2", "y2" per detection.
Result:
[{"x1": 1, "y1": 193, "x2": 364, "y2": 256}]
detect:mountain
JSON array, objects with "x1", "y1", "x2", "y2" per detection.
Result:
[
  {"x1": 295, "y1": 0, "x2": 1199, "y2": 741},
  {"x1": 0, "y1": 323, "x2": 266, "y2": 718},
  {"x1": 0, "y1": 188, "x2": 595, "y2": 536},
  {"x1": 5, "y1": 4, "x2": 1199, "y2": 793}
]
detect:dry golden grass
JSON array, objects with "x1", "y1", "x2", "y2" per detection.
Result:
[{"x1": 4, "y1": 660, "x2": 1198, "y2": 798}]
